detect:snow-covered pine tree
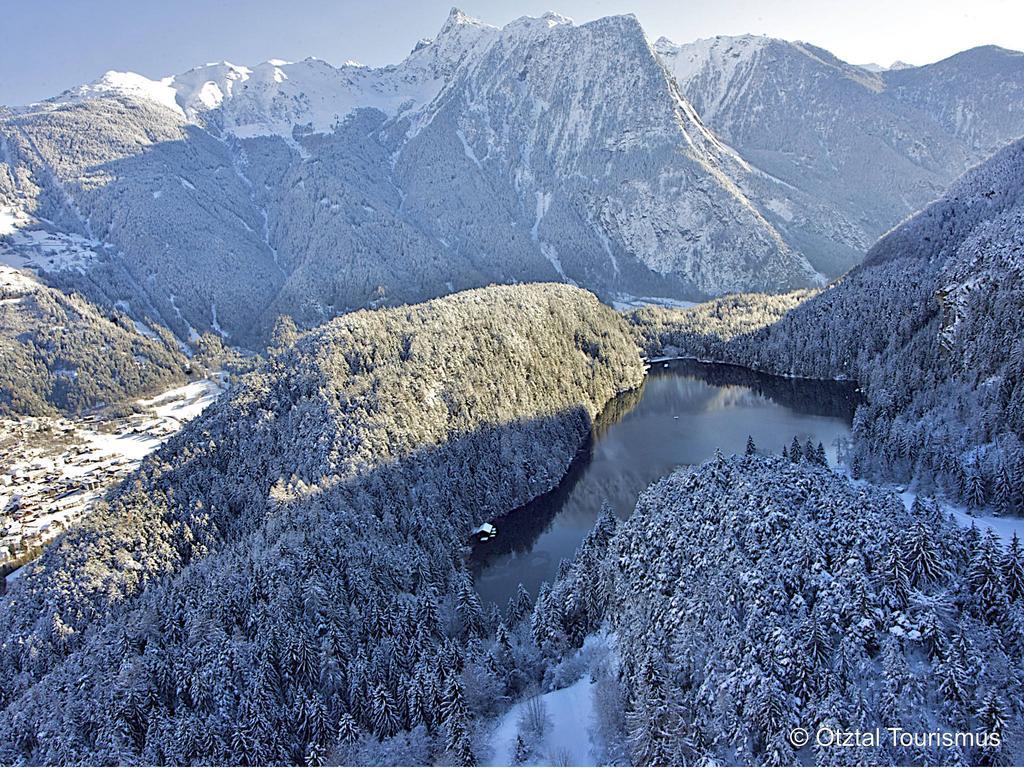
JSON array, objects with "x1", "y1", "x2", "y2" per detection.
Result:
[
  {"x1": 907, "y1": 520, "x2": 946, "y2": 586},
  {"x1": 882, "y1": 545, "x2": 912, "y2": 610},
  {"x1": 969, "y1": 530, "x2": 1011, "y2": 625},
  {"x1": 790, "y1": 436, "x2": 803, "y2": 462},
  {"x1": 1003, "y1": 533, "x2": 1024, "y2": 602},
  {"x1": 506, "y1": 584, "x2": 533, "y2": 626},
  {"x1": 455, "y1": 570, "x2": 485, "y2": 639}
]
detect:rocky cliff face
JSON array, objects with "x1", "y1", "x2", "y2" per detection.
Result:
[{"x1": 657, "y1": 35, "x2": 1024, "y2": 276}]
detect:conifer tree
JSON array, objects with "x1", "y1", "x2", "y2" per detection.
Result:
[
  {"x1": 456, "y1": 570, "x2": 485, "y2": 638},
  {"x1": 512, "y1": 734, "x2": 529, "y2": 765},
  {"x1": 907, "y1": 520, "x2": 945, "y2": 585},
  {"x1": 1002, "y1": 532, "x2": 1024, "y2": 601},
  {"x1": 790, "y1": 436, "x2": 803, "y2": 462},
  {"x1": 966, "y1": 458, "x2": 987, "y2": 509},
  {"x1": 507, "y1": 584, "x2": 533, "y2": 626},
  {"x1": 882, "y1": 545, "x2": 911, "y2": 610},
  {"x1": 975, "y1": 689, "x2": 1010, "y2": 767},
  {"x1": 371, "y1": 682, "x2": 401, "y2": 738},
  {"x1": 969, "y1": 530, "x2": 1010, "y2": 624},
  {"x1": 336, "y1": 712, "x2": 360, "y2": 746}
]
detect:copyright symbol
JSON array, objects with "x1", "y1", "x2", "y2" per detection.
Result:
[{"x1": 790, "y1": 727, "x2": 809, "y2": 748}]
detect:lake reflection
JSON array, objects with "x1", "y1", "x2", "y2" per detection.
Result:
[{"x1": 470, "y1": 359, "x2": 858, "y2": 607}]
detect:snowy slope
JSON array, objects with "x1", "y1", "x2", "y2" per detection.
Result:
[
  {"x1": 0, "y1": 263, "x2": 188, "y2": 415},
  {"x1": 385, "y1": 12, "x2": 817, "y2": 300},
  {"x1": 883, "y1": 46, "x2": 1024, "y2": 150},
  {"x1": 55, "y1": 12, "x2": 499, "y2": 138},
  {"x1": 486, "y1": 679, "x2": 597, "y2": 766},
  {"x1": 167, "y1": 12, "x2": 498, "y2": 138},
  {"x1": 598, "y1": 454, "x2": 1024, "y2": 764}
]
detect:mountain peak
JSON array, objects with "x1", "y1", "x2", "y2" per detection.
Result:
[
  {"x1": 57, "y1": 70, "x2": 184, "y2": 116},
  {"x1": 653, "y1": 36, "x2": 677, "y2": 54},
  {"x1": 410, "y1": 7, "x2": 498, "y2": 80},
  {"x1": 440, "y1": 7, "x2": 485, "y2": 34},
  {"x1": 504, "y1": 10, "x2": 574, "y2": 35},
  {"x1": 541, "y1": 10, "x2": 573, "y2": 25}
]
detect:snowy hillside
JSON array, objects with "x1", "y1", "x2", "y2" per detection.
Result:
[
  {"x1": 0, "y1": 264, "x2": 187, "y2": 415},
  {"x1": 597, "y1": 454, "x2": 1023, "y2": 764},
  {"x1": 156, "y1": 9, "x2": 498, "y2": 138},
  {"x1": 0, "y1": 283, "x2": 645, "y2": 764}
]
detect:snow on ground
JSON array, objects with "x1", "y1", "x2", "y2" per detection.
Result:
[
  {"x1": 1, "y1": 373, "x2": 226, "y2": 570},
  {"x1": 897, "y1": 489, "x2": 1024, "y2": 544},
  {"x1": 611, "y1": 294, "x2": 697, "y2": 312},
  {"x1": 65, "y1": 71, "x2": 185, "y2": 117},
  {"x1": 765, "y1": 197, "x2": 795, "y2": 222},
  {"x1": 0, "y1": 207, "x2": 20, "y2": 236},
  {"x1": 486, "y1": 678, "x2": 597, "y2": 766},
  {"x1": 0, "y1": 228, "x2": 103, "y2": 274},
  {"x1": 81, "y1": 376, "x2": 225, "y2": 462},
  {"x1": 141, "y1": 376, "x2": 224, "y2": 423},
  {"x1": 840, "y1": 470, "x2": 1024, "y2": 545},
  {"x1": 0, "y1": 264, "x2": 38, "y2": 295}
]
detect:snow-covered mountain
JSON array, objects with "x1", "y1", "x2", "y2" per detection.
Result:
[
  {"x1": 2, "y1": 11, "x2": 1023, "y2": 347},
  {"x1": 81, "y1": 8, "x2": 499, "y2": 139},
  {"x1": 657, "y1": 35, "x2": 1024, "y2": 275},
  {"x1": 0, "y1": 10, "x2": 818, "y2": 347}
]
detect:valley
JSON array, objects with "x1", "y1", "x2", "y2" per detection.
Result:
[
  {"x1": 1, "y1": 374, "x2": 226, "y2": 583},
  {"x1": 0, "y1": 5, "x2": 1023, "y2": 767}
]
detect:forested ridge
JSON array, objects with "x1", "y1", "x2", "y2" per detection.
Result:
[
  {"x1": 570, "y1": 454, "x2": 1024, "y2": 765},
  {"x1": 0, "y1": 266, "x2": 189, "y2": 416},
  {"x1": 627, "y1": 137, "x2": 1024, "y2": 511},
  {"x1": 2, "y1": 10, "x2": 1024, "y2": 765},
  {"x1": 0, "y1": 283, "x2": 644, "y2": 764}
]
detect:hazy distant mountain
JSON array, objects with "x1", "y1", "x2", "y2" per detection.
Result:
[{"x1": 657, "y1": 35, "x2": 1024, "y2": 275}]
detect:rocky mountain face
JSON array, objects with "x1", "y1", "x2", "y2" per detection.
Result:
[
  {"x1": 2, "y1": 11, "x2": 1022, "y2": 348},
  {"x1": 657, "y1": 36, "x2": 1024, "y2": 276},
  {"x1": 1, "y1": 10, "x2": 818, "y2": 348}
]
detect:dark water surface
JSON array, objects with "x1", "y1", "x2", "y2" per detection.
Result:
[{"x1": 470, "y1": 359, "x2": 858, "y2": 607}]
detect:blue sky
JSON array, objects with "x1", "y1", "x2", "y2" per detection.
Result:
[{"x1": 2, "y1": 0, "x2": 1022, "y2": 105}]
